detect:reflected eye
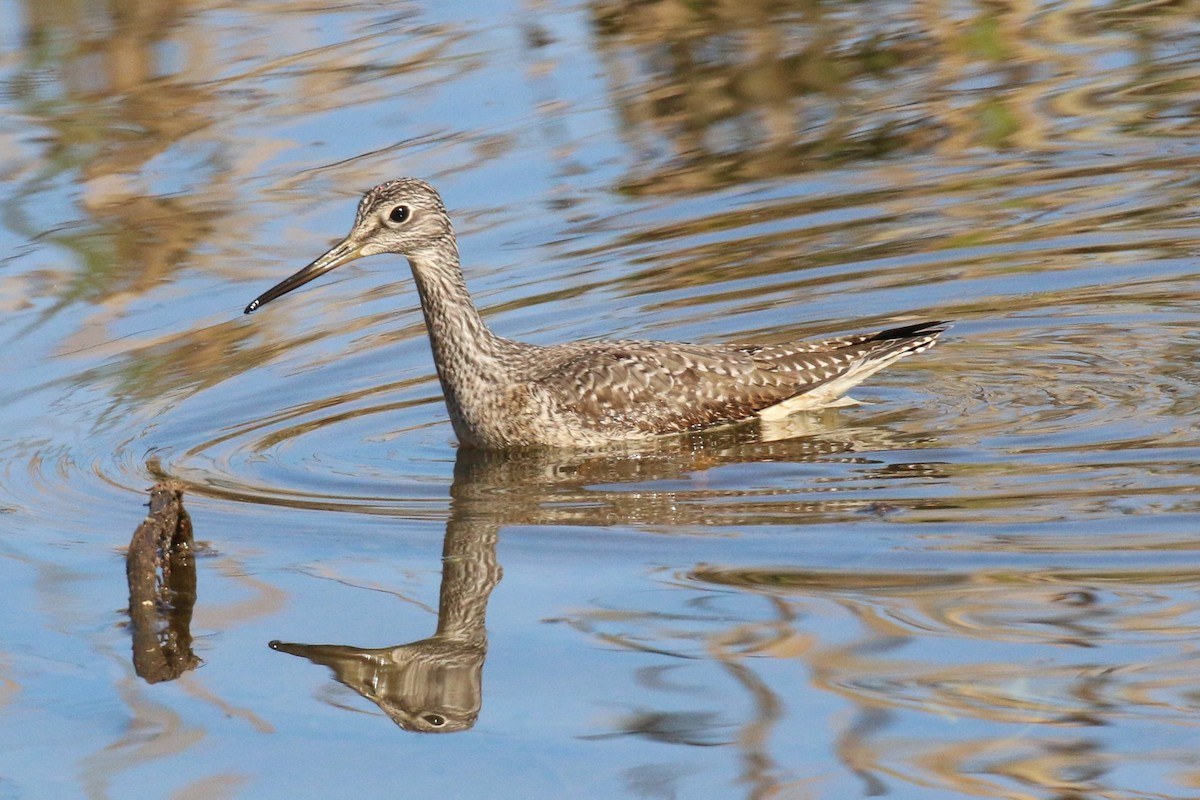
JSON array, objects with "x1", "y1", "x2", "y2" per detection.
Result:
[
  {"x1": 388, "y1": 205, "x2": 411, "y2": 224},
  {"x1": 423, "y1": 714, "x2": 445, "y2": 727}
]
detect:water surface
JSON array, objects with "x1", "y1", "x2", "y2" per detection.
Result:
[{"x1": 2, "y1": 1, "x2": 1200, "y2": 797}]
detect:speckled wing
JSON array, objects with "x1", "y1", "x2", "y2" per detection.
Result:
[
  {"x1": 533, "y1": 340, "x2": 831, "y2": 435},
  {"x1": 742, "y1": 321, "x2": 947, "y2": 417},
  {"x1": 535, "y1": 321, "x2": 946, "y2": 434}
]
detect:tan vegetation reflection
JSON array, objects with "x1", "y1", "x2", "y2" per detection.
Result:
[
  {"x1": 9, "y1": 1, "x2": 471, "y2": 404},
  {"x1": 14, "y1": 1, "x2": 227, "y2": 311},
  {"x1": 591, "y1": 0, "x2": 1200, "y2": 193},
  {"x1": 634, "y1": 565, "x2": 1200, "y2": 796}
]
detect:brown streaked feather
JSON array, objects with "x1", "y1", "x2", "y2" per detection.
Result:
[
  {"x1": 537, "y1": 322, "x2": 948, "y2": 436},
  {"x1": 538, "y1": 341, "x2": 804, "y2": 434}
]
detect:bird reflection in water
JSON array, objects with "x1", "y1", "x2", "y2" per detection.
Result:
[
  {"x1": 268, "y1": 416, "x2": 948, "y2": 733},
  {"x1": 269, "y1": 460, "x2": 501, "y2": 732}
]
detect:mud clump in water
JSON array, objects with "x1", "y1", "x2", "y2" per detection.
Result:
[{"x1": 126, "y1": 479, "x2": 201, "y2": 683}]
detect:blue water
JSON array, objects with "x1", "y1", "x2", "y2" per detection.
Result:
[{"x1": 3, "y1": 1, "x2": 1200, "y2": 797}]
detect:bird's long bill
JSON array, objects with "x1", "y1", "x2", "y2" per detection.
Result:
[{"x1": 244, "y1": 236, "x2": 364, "y2": 314}]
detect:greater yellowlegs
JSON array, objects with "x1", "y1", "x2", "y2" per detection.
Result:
[{"x1": 245, "y1": 179, "x2": 945, "y2": 448}]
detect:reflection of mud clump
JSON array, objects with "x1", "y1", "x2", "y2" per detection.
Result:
[{"x1": 126, "y1": 480, "x2": 201, "y2": 683}]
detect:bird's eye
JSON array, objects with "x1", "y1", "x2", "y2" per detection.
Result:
[
  {"x1": 423, "y1": 714, "x2": 446, "y2": 727},
  {"x1": 388, "y1": 205, "x2": 411, "y2": 224}
]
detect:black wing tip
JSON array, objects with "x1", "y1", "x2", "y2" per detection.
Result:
[
  {"x1": 243, "y1": 300, "x2": 260, "y2": 315},
  {"x1": 875, "y1": 320, "x2": 952, "y2": 340}
]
